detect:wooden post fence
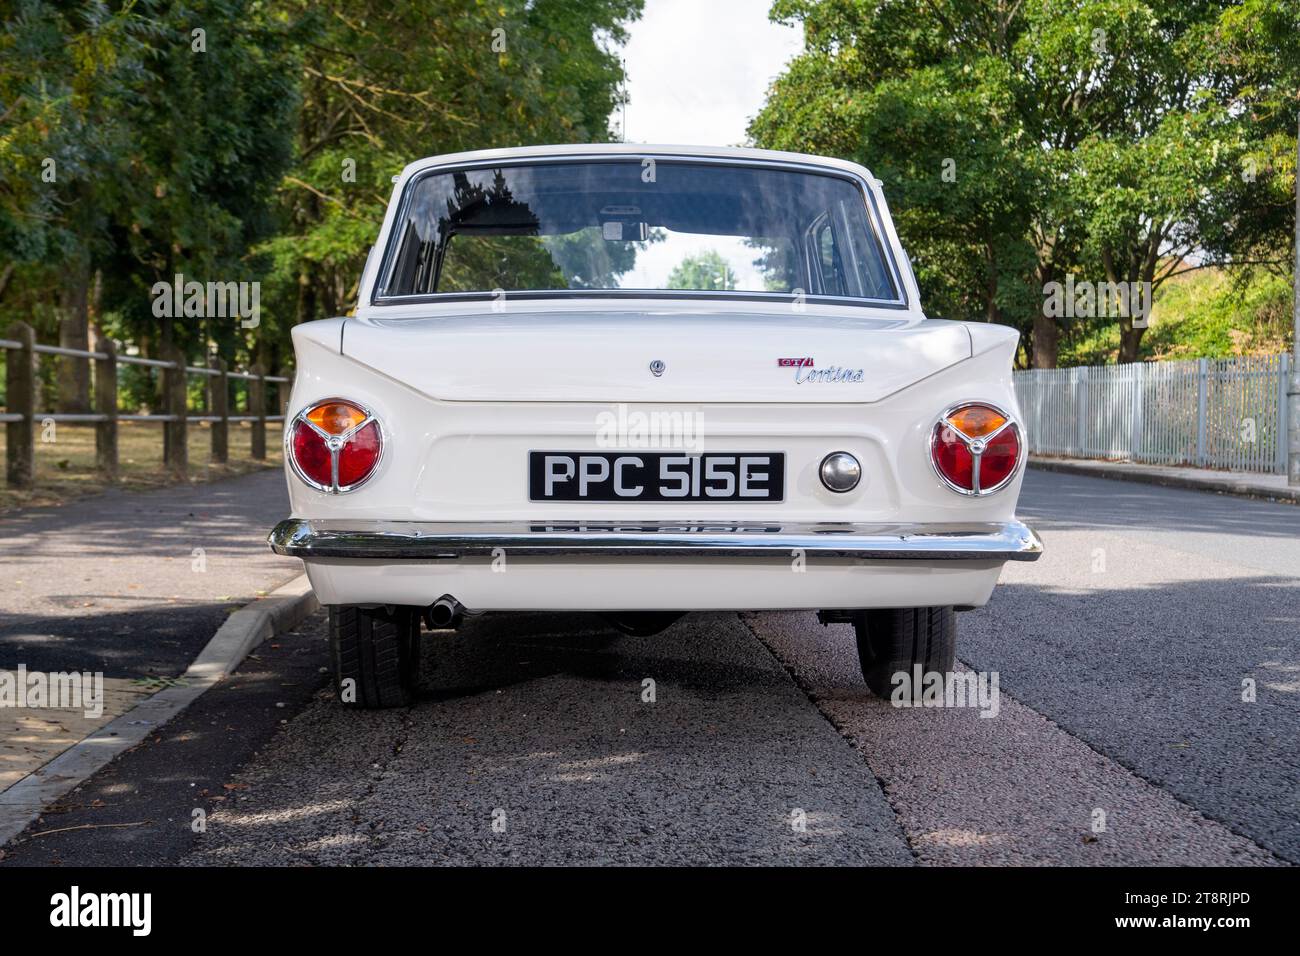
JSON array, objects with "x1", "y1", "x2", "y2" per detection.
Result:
[
  {"x1": 1, "y1": 329, "x2": 288, "y2": 488},
  {"x1": 161, "y1": 345, "x2": 188, "y2": 478},
  {"x1": 210, "y1": 356, "x2": 229, "y2": 464},
  {"x1": 249, "y1": 362, "x2": 266, "y2": 461},
  {"x1": 95, "y1": 338, "x2": 118, "y2": 479},
  {"x1": 4, "y1": 321, "x2": 35, "y2": 489}
]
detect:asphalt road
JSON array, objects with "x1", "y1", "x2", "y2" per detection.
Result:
[
  {"x1": 2, "y1": 468, "x2": 1295, "y2": 866},
  {"x1": 960, "y1": 470, "x2": 1300, "y2": 863}
]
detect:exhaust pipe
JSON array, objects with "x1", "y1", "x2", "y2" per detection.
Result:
[{"x1": 425, "y1": 596, "x2": 464, "y2": 629}]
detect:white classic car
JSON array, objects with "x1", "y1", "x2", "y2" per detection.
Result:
[{"x1": 269, "y1": 143, "x2": 1042, "y2": 708}]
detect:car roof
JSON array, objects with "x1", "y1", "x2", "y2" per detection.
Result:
[{"x1": 396, "y1": 143, "x2": 879, "y2": 187}]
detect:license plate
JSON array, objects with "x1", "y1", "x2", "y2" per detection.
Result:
[{"x1": 529, "y1": 452, "x2": 785, "y2": 502}]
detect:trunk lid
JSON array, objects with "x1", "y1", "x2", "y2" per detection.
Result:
[{"x1": 342, "y1": 307, "x2": 970, "y2": 404}]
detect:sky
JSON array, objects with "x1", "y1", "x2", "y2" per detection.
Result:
[
  {"x1": 618, "y1": 0, "x2": 804, "y2": 148},
  {"x1": 614, "y1": 0, "x2": 804, "y2": 287}
]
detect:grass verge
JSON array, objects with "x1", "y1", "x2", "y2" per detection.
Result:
[{"x1": 0, "y1": 421, "x2": 283, "y2": 513}]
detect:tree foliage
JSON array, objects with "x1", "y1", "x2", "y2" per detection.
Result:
[
  {"x1": 749, "y1": 0, "x2": 1300, "y2": 365},
  {"x1": 0, "y1": 0, "x2": 642, "y2": 407},
  {"x1": 667, "y1": 249, "x2": 738, "y2": 290},
  {"x1": 257, "y1": 0, "x2": 642, "y2": 370}
]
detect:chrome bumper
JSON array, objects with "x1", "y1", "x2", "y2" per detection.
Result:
[{"x1": 268, "y1": 518, "x2": 1043, "y2": 562}]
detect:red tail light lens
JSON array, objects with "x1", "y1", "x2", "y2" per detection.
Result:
[
  {"x1": 932, "y1": 424, "x2": 975, "y2": 489},
  {"x1": 290, "y1": 421, "x2": 334, "y2": 487},
  {"x1": 977, "y1": 426, "x2": 1020, "y2": 489},
  {"x1": 288, "y1": 399, "x2": 383, "y2": 493},
  {"x1": 336, "y1": 421, "x2": 382, "y2": 487},
  {"x1": 930, "y1": 403, "x2": 1021, "y2": 495}
]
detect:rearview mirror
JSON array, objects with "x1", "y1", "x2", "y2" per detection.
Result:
[{"x1": 601, "y1": 220, "x2": 649, "y2": 241}]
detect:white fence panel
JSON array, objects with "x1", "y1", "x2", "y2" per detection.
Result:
[{"x1": 1014, "y1": 354, "x2": 1290, "y2": 474}]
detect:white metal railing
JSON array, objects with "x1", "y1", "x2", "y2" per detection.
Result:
[{"x1": 1014, "y1": 354, "x2": 1291, "y2": 474}]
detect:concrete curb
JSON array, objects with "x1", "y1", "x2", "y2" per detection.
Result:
[
  {"x1": 1029, "y1": 458, "x2": 1300, "y2": 505},
  {"x1": 0, "y1": 574, "x2": 319, "y2": 847}
]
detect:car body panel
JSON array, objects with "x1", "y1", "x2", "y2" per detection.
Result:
[
  {"x1": 339, "y1": 306, "x2": 973, "y2": 404},
  {"x1": 274, "y1": 145, "x2": 1039, "y2": 612}
]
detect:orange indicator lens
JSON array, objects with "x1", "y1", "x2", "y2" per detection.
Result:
[
  {"x1": 307, "y1": 401, "x2": 368, "y2": 435},
  {"x1": 945, "y1": 405, "x2": 1007, "y2": 438}
]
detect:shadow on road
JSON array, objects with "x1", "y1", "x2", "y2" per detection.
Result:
[{"x1": 962, "y1": 573, "x2": 1299, "y2": 864}]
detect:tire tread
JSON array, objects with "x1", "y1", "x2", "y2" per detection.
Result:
[
  {"x1": 329, "y1": 605, "x2": 420, "y2": 708},
  {"x1": 854, "y1": 606, "x2": 956, "y2": 698}
]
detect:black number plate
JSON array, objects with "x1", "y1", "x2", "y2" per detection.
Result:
[{"x1": 529, "y1": 452, "x2": 785, "y2": 502}]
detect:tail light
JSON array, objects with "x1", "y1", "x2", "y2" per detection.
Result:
[
  {"x1": 288, "y1": 399, "x2": 383, "y2": 493},
  {"x1": 929, "y1": 402, "x2": 1021, "y2": 496}
]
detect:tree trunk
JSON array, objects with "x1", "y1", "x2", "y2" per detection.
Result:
[
  {"x1": 982, "y1": 239, "x2": 1000, "y2": 324},
  {"x1": 256, "y1": 337, "x2": 274, "y2": 375},
  {"x1": 157, "y1": 254, "x2": 175, "y2": 411},
  {"x1": 56, "y1": 257, "x2": 92, "y2": 413},
  {"x1": 1031, "y1": 262, "x2": 1058, "y2": 368},
  {"x1": 1032, "y1": 308, "x2": 1059, "y2": 368},
  {"x1": 1114, "y1": 248, "x2": 1157, "y2": 364},
  {"x1": 297, "y1": 264, "x2": 318, "y2": 326},
  {"x1": 1117, "y1": 321, "x2": 1144, "y2": 363}
]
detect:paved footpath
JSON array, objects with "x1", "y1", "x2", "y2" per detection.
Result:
[
  {"x1": 0, "y1": 470, "x2": 299, "y2": 792},
  {"x1": 1030, "y1": 457, "x2": 1300, "y2": 504},
  {"x1": 0, "y1": 469, "x2": 298, "y2": 679}
]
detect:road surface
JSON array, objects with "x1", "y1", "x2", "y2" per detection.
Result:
[{"x1": 2, "y1": 469, "x2": 1295, "y2": 866}]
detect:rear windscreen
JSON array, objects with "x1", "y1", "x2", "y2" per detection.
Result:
[{"x1": 377, "y1": 161, "x2": 900, "y2": 303}]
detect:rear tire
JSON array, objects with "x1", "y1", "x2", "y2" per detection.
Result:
[
  {"x1": 329, "y1": 605, "x2": 421, "y2": 708},
  {"x1": 853, "y1": 606, "x2": 956, "y2": 699}
]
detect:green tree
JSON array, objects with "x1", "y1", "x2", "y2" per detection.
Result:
[
  {"x1": 750, "y1": 0, "x2": 1300, "y2": 366},
  {"x1": 3, "y1": 0, "x2": 642, "y2": 402},
  {"x1": 1033, "y1": 0, "x2": 1300, "y2": 361},
  {"x1": 1, "y1": 0, "x2": 301, "y2": 409},
  {"x1": 1, "y1": 1, "x2": 143, "y2": 409},
  {"x1": 667, "y1": 249, "x2": 737, "y2": 291},
  {"x1": 98, "y1": 0, "x2": 302, "y2": 372},
  {"x1": 258, "y1": 0, "x2": 642, "y2": 372}
]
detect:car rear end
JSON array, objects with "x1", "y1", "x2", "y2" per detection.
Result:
[
  {"x1": 273, "y1": 303, "x2": 1038, "y2": 611},
  {"x1": 267, "y1": 144, "x2": 1041, "y2": 707}
]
